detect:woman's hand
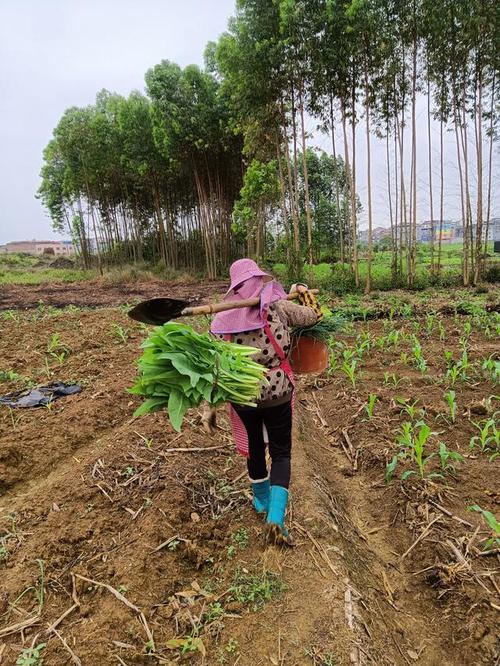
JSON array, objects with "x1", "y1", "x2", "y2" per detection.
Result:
[{"x1": 290, "y1": 283, "x2": 308, "y2": 295}]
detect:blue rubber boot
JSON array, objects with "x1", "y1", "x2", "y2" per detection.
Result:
[
  {"x1": 251, "y1": 478, "x2": 270, "y2": 515},
  {"x1": 265, "y1": 486, "x2": 293, "y2": 546}
]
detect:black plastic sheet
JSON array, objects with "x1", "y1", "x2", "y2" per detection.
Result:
[{"x1": 0, "y1": 382, "x2": 81, "y2": 408}]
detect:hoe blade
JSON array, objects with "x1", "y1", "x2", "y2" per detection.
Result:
[{"x1": 127, "y1": 297, "x2": 190, "y2": 326}]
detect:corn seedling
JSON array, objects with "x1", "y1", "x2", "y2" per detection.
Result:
[
  {"x1": 470, "y1": 418, "x2": 499, "y2": 461},
  {"x1": 354, "y1": 336, "x2": 371, "y2": 358},
  {"x1": 444, "y1": 390, "x2": 457, "y2": 423},
  {"x1": 384, "y1": 372, "x2": 403, "y2": 388},
  {"x1": 467, "y1": 505, "x2": 500, "y2": 549},
  {"x1": 411, "y1": 337, "x2": 427, "y2": 373},
  {"x1": 15, "y1": 643, "x2": 46, "y2": 666},
  {"x1": 400, "y1": 351, "x2": 409, "y2": 365},
  {"x1": 425, "y1": 313, "x2": 436, "y2": 335},
  {"x1": 387, "y1": 420, "x2": 440, "y2": 482},
  {"x1": 364, "y1": 393, "x2": 377, "y2": 419},
  {"x1": 342, "y1": 358, "x2": 358, "y2": 388},
  {"x1": 396, "y1": 421, "x2": 414, "y2": 449},
  {"x1": 46, "y1": 333, "x2": 70, "y2": 358},
  {"x1": 437, "y1": 441, "x2": 464, "y2": 474},
  {"x1": 411, "y1": 320, "x2": 421, "y2": 335},
  {"x1": 396, "y1": 397, "x2": 422, "y2": 421},
  {"x1": 481, "y1": 356, "x2": 500, "y2": 385},
  {"x1": 327, "y1": 352, "x2": 339, "y2": 374},
  {"x1": 438, "y1": 321, "x2": 446, "y2": 342},
  {"x1": 385, "y1": 329, "x2": 401, "y2": 348}
]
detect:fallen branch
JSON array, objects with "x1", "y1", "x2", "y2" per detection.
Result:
[
  {"x1": 159, "y1": 445, "x2": 229, "y2": 454},
  {"x1": 427, "y1": 499, "x2": 473, "y2": 528},
  {"x1": 293, "y1": 522, "x2": 339, "y2": 575},
  {"x1": 344, "y1": 586, "x2": 355, "y2": 631},
  {"x1": 151, "y1": 535, "x2": 186, "y2": 553},
  {"x1": 342, "y1": 428, "x2": 358, "y2": 471},
  {"x1": 52, "y1": 628, "x2": 82, "y2": 666},
  {"x1": 400, "y1": 516, "x2": 440, "y2": 560},
  {"x1": 74, "y1": 573, "x2": 154, "y2": 650},
  {"x1": 0, "y1": 615, "x2": 40, "y2": 639},
  {"x1": 45, "y1": 603, "x2": 78, "y2": 634}
]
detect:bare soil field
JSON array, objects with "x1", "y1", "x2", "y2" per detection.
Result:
[
  {"x1": 0, "y1": 279, "x2": 227, "y2": 311},
  {"x1": 0, "y1": 284, "x2": 498, "y2": 665}
]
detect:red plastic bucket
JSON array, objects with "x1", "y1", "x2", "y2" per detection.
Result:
[{"x1": 289, "y1": 335, "x2": 329, "y2": 374}]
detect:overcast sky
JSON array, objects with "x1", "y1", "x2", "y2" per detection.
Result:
[{"x1": 0, "y1": 0, "x2": 498, "y2": 245}]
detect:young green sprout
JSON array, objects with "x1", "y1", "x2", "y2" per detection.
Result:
[
  {"x1": 437, "y1": 441, "x2": 464, "y2": 474},
  {"x1": 444, "y1": 390, "x2": 457, "y2": 423},
  {"x1": 481, "y1": 356, "x2": 500, "y2": 385},
  {"x1": 111, "y1": 324, "x2": 131, "y2": 343},
  {"x1": 341, "y1": 358, "x2": 358, "y2": 388},
  {"x1": 411, "y1": 337, "x2": 427, "y2": 373},
  {"x1": 384, "y1": 372, "x2": 402, "y2": 388},
  {"x1": 470, "y1": 418, "x2": 499, "y2": 461},
  {"x1": 467, "y1": 505, "x2": 500, "y2": 549},
  {"x1": 396, "y1": 397, "x2": 422, "y2": 421},
  {"x1": 386, "y1": 420, "x2": 445, "y2": 483},
  {"x1": 364, "y1": 394, "x2": 377, "y2": 419}
]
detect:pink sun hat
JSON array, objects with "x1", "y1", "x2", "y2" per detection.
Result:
[
  {"x1": 211, "y1": 258, "x2": 287, "y2": 334},
  {"x1": 227, "y1": 258, "x2": 271, "y2": 294}
]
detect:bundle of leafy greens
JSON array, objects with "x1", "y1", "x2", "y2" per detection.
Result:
[
  {"x1": 130, "y1": 322, "x2": 267, "y2": 431},
  {"x1": 291, "y1": 314, "x2": 346, "y2": 345}
]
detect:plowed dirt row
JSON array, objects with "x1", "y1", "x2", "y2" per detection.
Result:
[
  {"x1": 0, "y1": 297, "x2": 498, "y2": 665},
  {"x1": 0, "y1": 279, "x2": 227, "y2": 311}
]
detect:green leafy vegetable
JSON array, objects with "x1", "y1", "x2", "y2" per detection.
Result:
[
  {"x1": 130, "y1": 323, "x2": 267, "y2": 431},
  {"x1": 291, "y1": 315, "x2": 346, "y2": 345}
]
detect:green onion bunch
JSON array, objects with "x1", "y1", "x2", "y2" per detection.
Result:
[{"x1": 130, "y1": 322, "x2": 266, "y2": 431}]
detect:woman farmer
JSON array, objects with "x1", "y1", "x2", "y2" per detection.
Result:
[{"x1": 203, "y1": 259, "x2": 321, "y2": 545}]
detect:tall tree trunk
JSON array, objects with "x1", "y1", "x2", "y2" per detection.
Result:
[
  {"x1": 474, "y1": 63, "x2": 484, "y2": 283},
  {"x1": 350, "y1": 81, "x2": 359, "y2": 287},
  {"x1": 298, "y1": 84, "x2": 313, "y2": 265},
  {"x1": 427, "y1": 71, "x2": 435, "y2": 274},
  {"x1": 437, "y1": 115, "x2": 444, "y2": 275},
  {"x1": 393, "y1": 116, "x2": 399, "y2": 281},
  {"x1": 364, "y1": 59, "x2": 373, "y2": 294},
  {"x1": 409, "y1": 24, "x2": 417, "y2": 288},
  {"x1": 330, "y1": 96, "x2": 344, "y2": 264},
  {"x1": 453, "y1": 96, "x2": 468, "y2": 285},
  {"x1": 341, "y1": 98, "x2": 355, "y2": 277},
  {"x1": 460, "y1": 88, "x2": 474, "y2": 284},
  {"x1": 386, "y1": 121, "x2": 395, "y2": 282},
  {"x1": 484, "y1": 72, "x2": 496, "y2": 256}
]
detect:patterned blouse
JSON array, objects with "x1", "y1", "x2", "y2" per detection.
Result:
[{"x1": 221, "y1": 298, "x2": 318, "y2": 408}]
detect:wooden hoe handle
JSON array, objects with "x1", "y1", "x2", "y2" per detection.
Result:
[{"x1": 182, "y1": 289, "x2": 319, "y2": 317}]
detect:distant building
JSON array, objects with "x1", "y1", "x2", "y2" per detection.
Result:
[
  {"x1": 358, "y1": 226, "x2": 392, "y2": 243},
  {"x1": 0, "y1": 240, "x2": 75, "y2": 255}
]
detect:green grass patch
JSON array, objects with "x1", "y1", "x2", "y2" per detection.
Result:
[
  {"x1": 0, "y1": 268, "x2": 96, "y2": 285},
  {"x1": 228, "y1": 569, "x2": 286, "y2": 611}
]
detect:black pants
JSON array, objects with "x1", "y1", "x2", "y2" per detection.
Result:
[{"x1": 234, "y1": 401, "x2": 292, "y2": 488}]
